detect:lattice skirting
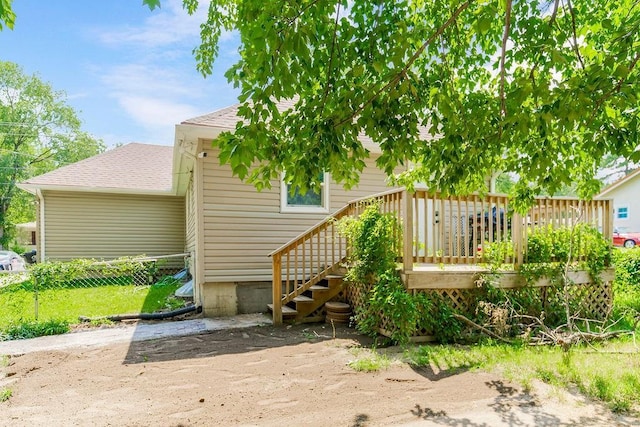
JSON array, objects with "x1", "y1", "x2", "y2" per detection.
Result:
[{"x1": 345, "y1": 280, "x2": 614, "y2": 339}]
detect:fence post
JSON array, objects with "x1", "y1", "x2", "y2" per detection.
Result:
[
  {"x1": 403, "y1": 190, "x2": 414, "y2": 273},
  {"x1": 272, "y1": 253, "x2": 283, "y2": 326}
]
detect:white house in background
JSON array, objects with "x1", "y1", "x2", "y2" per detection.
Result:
[{"x1": 597, "y1": 167, "x2": 640, "y2": 232}]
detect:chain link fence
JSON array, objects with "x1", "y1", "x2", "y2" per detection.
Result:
[{"x1": 0, "y1": 253, "x2": 192, "y2": 336}]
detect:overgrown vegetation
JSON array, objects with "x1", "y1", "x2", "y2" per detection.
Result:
[
  {"x1": 338, "y1": 202, "x2": 462, "y2": 344},
  {"x1": 612, "y1": 249, "x2": 640, "y2": 329},
  {"x1": 473, "y1": 224, "x2": 618, "y2": 343},
  {"x1": 519, "y1": 223, "x2": 612, "y2": 285},
  {"x1": 1, "y1": 319, "x2": 70, "y2": 340},
  {"x1": 340, "y1": 201, "x2": 635, "y2": 349},
  {"x1": 30, "y1": 257, "x2": 152, "y2": 289}
]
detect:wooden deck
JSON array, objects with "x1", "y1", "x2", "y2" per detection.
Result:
[{"x1": 269, "y1": 189, "x2": 614, "y2": 325}]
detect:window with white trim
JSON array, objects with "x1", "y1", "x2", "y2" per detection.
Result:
[
  {"x1": 280, "y1": 172, "x2": 329, "y2": 213},
  {"x1": 616, "y1": 206, "x2": 629, "y2": 219}
]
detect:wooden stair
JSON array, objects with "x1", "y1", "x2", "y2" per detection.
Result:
[{"x1": 267, "y1": 275, "x2": 345, "y2": 323}]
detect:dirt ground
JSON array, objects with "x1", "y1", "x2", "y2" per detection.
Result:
[{"x1": 1, "y1": 322, "x2": 637, "y2": 427}]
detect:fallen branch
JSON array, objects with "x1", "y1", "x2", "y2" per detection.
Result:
[{"x1": 452, "y1": 313, "x2": 513, "y2": 344}]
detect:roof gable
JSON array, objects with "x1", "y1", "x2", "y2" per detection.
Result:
[
  {"x1": 181, "y1": 99, "x2": 435, "y2": 150},
  {"x1": 20, "y1": 143, "x2": 174, "y2": 194},
  {"x1": 597, "y1": 167, "x2": 640, "y2": 198}
]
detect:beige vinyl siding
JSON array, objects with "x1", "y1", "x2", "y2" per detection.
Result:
[
  {"x1": 199, "y1": 146, "x2": 399, "y2": 283},
  {"x1": 185, "y1": 174, "x2": 197, "y2": 255},
  {"x1": 42, "y1": 191, "x2": 185, "y2": 261}
]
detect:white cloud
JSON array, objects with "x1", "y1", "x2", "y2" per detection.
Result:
[
  {"x1": 85, "y1": 0, "x2": 239, "y2": 145},
  {"x1": 117, "y1": 95, "x2": 200, "y2": 128},
  {"x1": 100, "y1": 63, "x2": 198, "y2": 98},
  {"x1": 97, "y1": 0, "x2": 208, "y2": 48}
]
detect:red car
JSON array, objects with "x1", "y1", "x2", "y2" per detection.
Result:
[{"x1": 613, "y1": 228, "x2": 640, "y2": 248}]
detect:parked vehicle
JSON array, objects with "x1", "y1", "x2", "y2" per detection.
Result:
[
  {"x1": 22, "y1": 249, "x2": 37, "y2": 264},
  {"x1": 613, "y1": 228, "x2": 640, "y2": 248},
  {"x1": 0, "y1": 250, "x2": 27, "y2": 271}
]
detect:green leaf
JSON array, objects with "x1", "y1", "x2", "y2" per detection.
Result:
[
  {"x1": 476, "y1": 15, "x2": 492, "y2": 35},
  {"x1": 142, "y1": 0, "x2": 161, "y2": 11},
  {"x1": 0, "y1": 0, "x2": 16, "y2": 30}
]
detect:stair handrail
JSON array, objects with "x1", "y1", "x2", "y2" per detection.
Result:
[{"x1": 269, "y1": 188, "x2": 405, "y2": 325}]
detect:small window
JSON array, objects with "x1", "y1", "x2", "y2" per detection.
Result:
[
  {"x1": 30, "y1": 231, "x2": 36, "y2": 245},
  {"x1": 281, "y1": 173, "x2": 329, "y2": 213},
  {"x1": 617, "y1": 206, "x2": 629, "y2": 219}
]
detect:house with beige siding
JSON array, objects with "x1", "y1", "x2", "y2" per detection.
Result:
[
  {"x1": 18, "y1": 143, "x2": 185, "y2": 262},
  {"x1": 174, "y1": 104, "x2": 402, "y2": 316},
  {"x1": 19, "y1": 103, "x2": 401, "y2": 318}
]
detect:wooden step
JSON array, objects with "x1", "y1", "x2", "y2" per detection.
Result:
[
  {"x1": 267, "y1": 304, "x2": 297, "y2": 317},
  {"x1": 292, "y1": 295, "x2": 314, "y2": 303},
  {"x1": 325, "y1": 275, "x2": 344, "y2": 288}
]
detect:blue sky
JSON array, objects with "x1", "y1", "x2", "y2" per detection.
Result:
[{"x1": 0, "y1": 0, "x2": 239, "y2": 147}]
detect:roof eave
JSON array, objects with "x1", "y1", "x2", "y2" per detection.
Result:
[
  {"x1": 17, "y1": 183, "x2": 177, "y2": 197},
  {"x1": 172, "y1": 123, "x2": 229, "y2": 195}
]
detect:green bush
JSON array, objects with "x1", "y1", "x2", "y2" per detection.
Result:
[
  {"x1": 525, "y1": 224, "x2": 611, "y2": 272},
  {"x1": 613, "y1": 249, "x2": 640, "y2": 316},
  {"x1": 31, "y1": 257, "x2": 151, "y2": 289},
  {"x1": 1, "y1": 319, "x2": 70, "y2": 340},
  {"x1": 478, "y1": 224, "x2": 613, "y2": 332},
  {"x1": 338, "y1": 202, "x2": 461, "y2": 344}
]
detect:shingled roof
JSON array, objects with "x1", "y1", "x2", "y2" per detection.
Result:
[
  {"x1": 181, "y1": 99, "x2": 434, "y2": 148},
  {"x1": 19, "y1": 143, "x2": 174, "y2": 194}
]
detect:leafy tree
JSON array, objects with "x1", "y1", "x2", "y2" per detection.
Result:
[
  {"x1": 0, "y1": 61, "x2": 105, "y2": 248},
  {"x1": 142, "y1": 0, "x2": 638, "y2": 210},
  {"x1": 0, "y1": 0, "x2": 15, "y2": 30}
]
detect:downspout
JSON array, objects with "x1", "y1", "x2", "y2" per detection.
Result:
[
  {"x1": 36, "y1": 189, "x2": 46, "y2": 261},
  {"x1": 194, "y1": 139, "x2": 206, "y2": 310}
]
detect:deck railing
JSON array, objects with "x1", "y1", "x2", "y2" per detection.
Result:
[
  {"x1": 269, "y1": 188, "x2": 613, "y2": 324},
  {"x1": 404, "y1": 191, "x2": 613, "y2": 269}
]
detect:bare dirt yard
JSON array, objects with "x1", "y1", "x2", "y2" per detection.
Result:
[{"x1": 1, "y1": 322, "x2": 637, "y2": 426}]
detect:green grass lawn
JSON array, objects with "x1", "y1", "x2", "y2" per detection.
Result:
[
  {"x1": 0, "y1": 281, "x2": 182, "y2": 331},
  {"x1": 401, "y1": 338, "x2": 640, "y2": 414}
]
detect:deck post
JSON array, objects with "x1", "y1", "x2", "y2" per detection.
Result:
[
  {"x1": 605, "y1": 199, "x2": 614, "y2": 241},
  {"x1": 403, "y1": 190, "x2": 414, "y2": 273},
  {"x1": 272, "y1": 253, "x2": 283, "y2": 326},
  {"x1": 512, "y1": 212, "x2": 524, "y2": 267}
]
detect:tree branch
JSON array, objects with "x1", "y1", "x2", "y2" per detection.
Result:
[
  {"x1": 499, "y1": 0, "x2": 513, "y2": 118},
  {"x1": 277, "y1": 0, "x2": 323, "y2": 35},
  {"x1": 452, "y1": 313, "x2": 514, "y2": 343},
  {"x1": 566, "y1": 0, "x2": 585, "y2": 70},
  {"x1": 321, "y1": 2, "x2": 342, "y2": 116},
  {"x1": 528, "y1": 0, "x2": 561, "y2": 106},
  {"x1": 29, "y1": 148, "x2": 54, "y2": 165},
  {"x1": 549, "y1": 0, "x2": 560, "y2": 25},
  {"x1": 335, "y1": 0, "x2": 473, "y2": 128}
]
